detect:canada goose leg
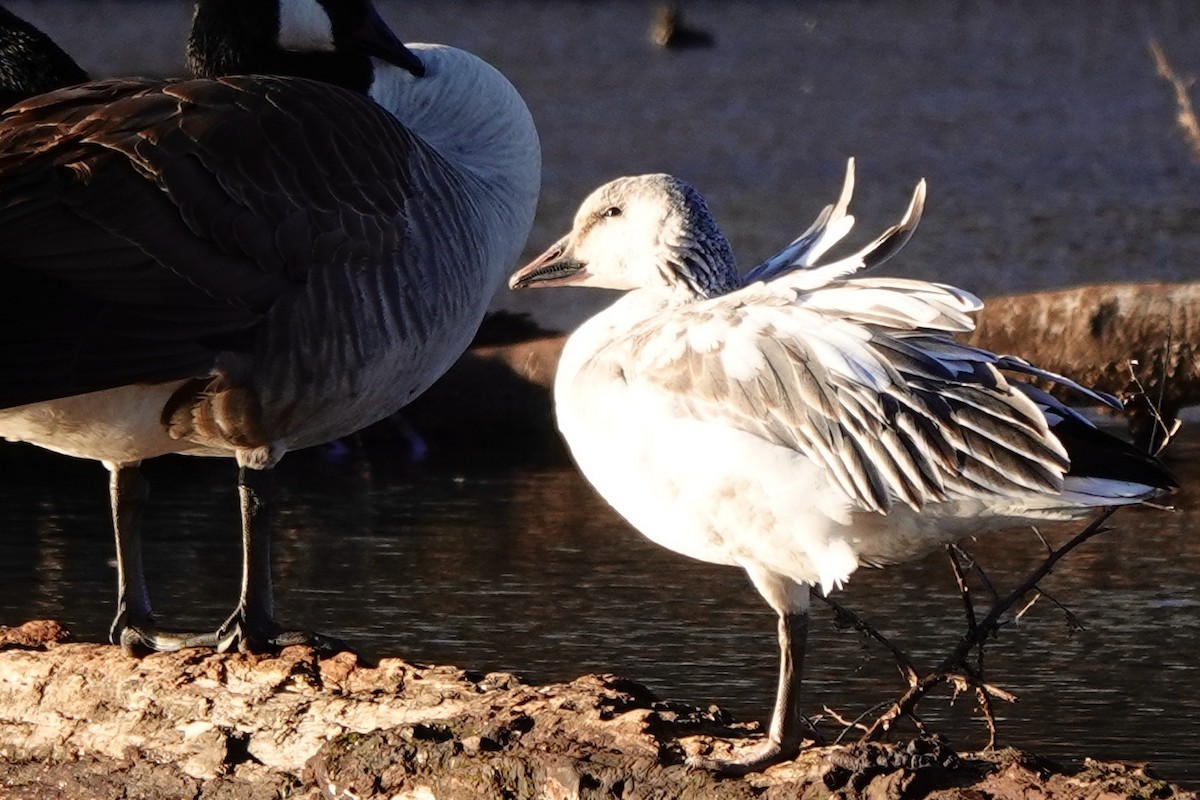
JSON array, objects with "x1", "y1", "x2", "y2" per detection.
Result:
[
  {"x1": 108, "y1": 463, "x2": 153, "y2": 649},
  {"x1": 692, "y1": 572, "x2": 811, "y2": 775},
  {"x1": 214, "y1": 466, "x2": 348, "y2": 654},
  {"x1": 107, "y1": 464, "x2": 212, "y2": 654}
]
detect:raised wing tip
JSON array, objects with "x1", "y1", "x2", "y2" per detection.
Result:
[
  {"x1": 905, "y1": 179, "x2": 927, "y2": 230},
  {"x1": 835, "y1": 158, "x2": 856, "y2": 217},
  {"x1": 854, "y1": 177, "x2": 926, "y2": 273}
]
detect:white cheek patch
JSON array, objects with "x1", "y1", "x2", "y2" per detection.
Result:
[{"x1": 278, "y1": 0, "x2": 335, "y2": 51}]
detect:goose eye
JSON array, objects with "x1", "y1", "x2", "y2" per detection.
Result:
[{"x1": 601, "y1": 206, "x2": 622, "y2": 218}]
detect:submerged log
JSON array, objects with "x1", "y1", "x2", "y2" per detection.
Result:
[
  {"x1": 0, "y1": 621, "x2": 1193, "y2": 799},
  {"x1": 402, "y1": 332, "x2": 567, "y2": 452}
]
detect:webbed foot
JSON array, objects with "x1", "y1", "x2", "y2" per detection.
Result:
[
  {"x1": 688, "y1": 738, "x2": 802, "y2": 776},
  {"x1": 110, "y1": 607, "x2": 220, "y2": 655},
  {"x1": 215, "y1": 608, "x2": 350, "y2": 655}
]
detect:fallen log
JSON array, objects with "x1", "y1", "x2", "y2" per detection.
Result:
[{"x1": 1, "y1": 621, "x2": 1193, "y2": 799}]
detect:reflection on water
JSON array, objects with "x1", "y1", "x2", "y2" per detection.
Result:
[{"x1": 1, "y1": 427, "x2": 1197, "y2": 787}]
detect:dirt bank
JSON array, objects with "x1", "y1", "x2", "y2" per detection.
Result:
[{"x1": 1, "y1": 621, "x2": 1192, "y2": 800}]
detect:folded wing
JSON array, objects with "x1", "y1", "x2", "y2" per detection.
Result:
[
  {"x1": 0, "y1": 76, "x2": 423, "y2": 409},
  {"x1": 593, "y1": 273, "x2": 1090, "y2": 516}
]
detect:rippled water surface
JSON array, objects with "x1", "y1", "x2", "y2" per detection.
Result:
[{"x1": 2, "y1": 427, "x2": 1198, "y2": 788}]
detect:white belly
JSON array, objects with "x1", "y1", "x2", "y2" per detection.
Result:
[{"x1": 0, "y1": 381, "x2": 227, "y2": 466}]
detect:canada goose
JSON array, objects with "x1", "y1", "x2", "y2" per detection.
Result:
[
  {"x1": 0, "y1": 0, "x2": 541, "y2": 654},
  {"x1": 510, "y1": 161, "x2": 1174, "y2": 774},
  {"x1": 0, "y1": 5, "x2": 88, "y2": 108}
]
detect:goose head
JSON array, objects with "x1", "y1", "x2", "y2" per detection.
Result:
[
  {"x1": 188, "y1": 0, "x2": 425, "y2": 88},
  {"x1": 510, "y1": 174, "x2": 740, "y2": 299}
]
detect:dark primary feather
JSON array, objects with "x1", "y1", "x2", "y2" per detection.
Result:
[
  {"x1": 0, "y1": 75, "x2": 424, "y2": 410},
  {"x1": 1051, "y1": 412, "x2": 1178, "y2": 489}
]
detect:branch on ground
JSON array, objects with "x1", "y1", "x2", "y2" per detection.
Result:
[{"x1": 859, "y1": 508, "x2": 1117, "y2": 743}]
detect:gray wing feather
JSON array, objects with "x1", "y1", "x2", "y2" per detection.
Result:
[{"x1": 587, "y1": 280, "x2": 1079, "y2": 515}]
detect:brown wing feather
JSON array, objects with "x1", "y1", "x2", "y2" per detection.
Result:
[{"x1": 0, "y1": 76, "x2": 422, "y2": 409}]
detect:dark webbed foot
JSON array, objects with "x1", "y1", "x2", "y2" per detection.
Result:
[
  {"x1": 112, "y1": 605, "x2": 350, "y2": 656},
  {"x1": 215, "y1": 608, "x2": 350, "y2": 655},
  {"x1": 105, "y1": 460, "x2": 348, "y2": 657},
  {"x1": 111, "y1": 609, "x2": 221, "y2": 656},
  {"x1": 688, "y1": 737, "x2": 803, "y2": 776},
  {"x1": 210, "y1": 465, "x2": 351, "y2": 655}
]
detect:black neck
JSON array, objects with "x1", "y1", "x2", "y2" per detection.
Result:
[{"x1": 187, "y1": 0, "x2": 374, "y2": 93}]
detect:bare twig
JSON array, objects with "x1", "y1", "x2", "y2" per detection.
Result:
[
  {"x1": 1150, "y1": 40, "x2": 1200, "y2": 161},
  {"x1": 821, "y1": 704, "x2": 880, "y2": 744},
  {"x1": 976, "y1": 686, "x2": 997, "y2": 749},
  {"x1": 1127, "y1": 349, "x2": 1180, "y2": 456},
  {"x1": 1014, "y1": 591, "x2": 1042, "y2": 623},
  {"x1": 946, "y1": 546, "x2": 987, "y2": 678},
  {"x1": 1030, "y1": 526, "x2": 1052, "y2": 556},
  {"x1": 860, "y1": 507, "x2": 1119, "y2": 742},
  {"x1": 946, "y1": 547, "x2": 978, "y2": 639},
  {"x1": 817, "y1": 591, "x2": 920, "y2": 687},
  {"x1": 950, "y1": 543, "x2": 1001, "y2": 603},
  {"x1": 946, "y1": 670, "x2": 1016, "y2": 706},
  {"x1": 1032, "y1": 587, "x2": 1086, "y2": 633}
]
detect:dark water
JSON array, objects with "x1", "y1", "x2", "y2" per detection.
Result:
[{"x1": 2, "y1": 425, "x2": 1198, "y2": 788}]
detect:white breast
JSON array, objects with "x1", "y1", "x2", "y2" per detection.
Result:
[
  {"x1": 0, "y1": 381, "x2": 225, "y2": 465},
  {"x1": 556, "y1": 299, "x2": 864, "y2": 592}
]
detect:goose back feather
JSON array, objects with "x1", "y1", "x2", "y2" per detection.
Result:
[{"x1": 0, "y1": 43, "x2": 539, "y2": 465}]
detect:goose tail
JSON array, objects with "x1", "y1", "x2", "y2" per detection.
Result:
[{"x1": 1052, "y1": 413, "x2": 1178, "y2": 502}]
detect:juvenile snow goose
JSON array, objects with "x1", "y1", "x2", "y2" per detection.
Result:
[
  {"x1": 510, "y1": 161, "x2": 1175, "y2": 774},
  {"x1": 0, "y1": 5, "x2": 88, "y2": 108},
  {"x1": 0, "y1": 0, "x2": 541, "y2": 654}
]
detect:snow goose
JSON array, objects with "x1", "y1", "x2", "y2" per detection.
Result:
[
  {"x1": 510, "y1": 161, "x2": 1175, "y2": 774},
  {"x1": 0, "y1": 5, "x2": 88, "y2": 108},
  {"x1": 0, "y1": 0, "x2": 540, "y2": 654}
]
